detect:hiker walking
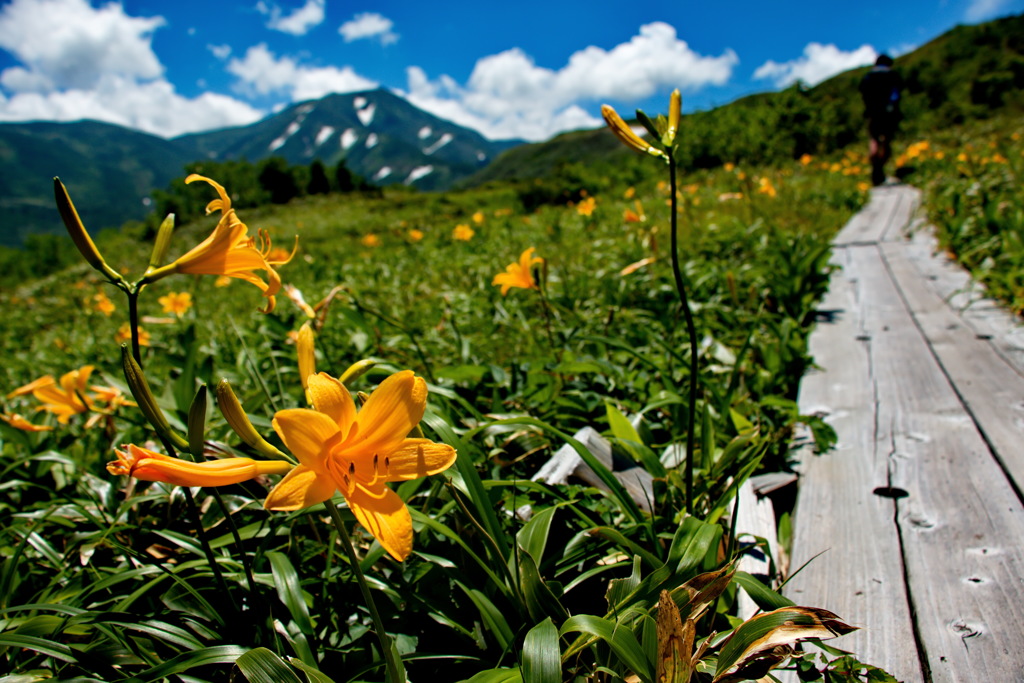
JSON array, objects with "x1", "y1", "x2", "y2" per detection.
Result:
[{"x1": 859, "y1": 54, "x2": 903, "y2": 186}]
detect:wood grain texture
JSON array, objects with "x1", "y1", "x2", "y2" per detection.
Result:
[
  {"x1": 786, "y1": 245, "x2": 923, "y2": 682},
  {"x1": 788, "y1": 184, "x2": 1024, "y2": 682}
]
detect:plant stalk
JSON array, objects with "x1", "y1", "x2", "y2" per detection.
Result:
[
  {"x1": 324, "y1": 501, "x2": 404, "y2": 683},
  {"x1": 668, "y1": 152, "x2": 699, "y2": 515}
]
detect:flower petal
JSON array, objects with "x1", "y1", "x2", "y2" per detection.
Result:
[
  {"x1": 307, "y1": 373, "x2": 356, "y2": 435},
  {"x1": 272, "y1": 408, "x2": 339, "y2": 470},
  {"x1": 346, "y1": 484, "x2": 413, "y2": 561},
  {"x1": 354, "y1": 371, "x2": 426, "y2": 456},
  {"x1": 264, "y1": 464, "x2": 336, "y2": 511},
  {"x1": 385, "y1": 439, "x2": 457, "y2": 481}
]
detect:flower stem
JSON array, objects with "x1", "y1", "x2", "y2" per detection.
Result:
[
  {"x1": 667, "y1": 152, "x2": 699, "y2": 515},
  {"x1": 324, "y1": 501, "x2": 404, "y2": 683},
  {"x1": 127, "y1": 288, "x2": 143, "y2": 367}
]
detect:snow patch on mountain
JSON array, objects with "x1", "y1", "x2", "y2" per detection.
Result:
[
  {"x1": 354, "y1": 96, "x2": 376, "y2": 126},
  {"x1": 315, "y1": 126, "x2": 335, "y2": 146},
  {"x1": 373, "y1": 167, "x2": 392, "y2": 181},
  {"x1": 423, "y1": 133, "x2": 453, "y2": 155},
  {"x1": 418, "y1": 126, "x2": 432, "y2": 139},
  {"x1": 340, "y1": 128, "x2": 358, "y2": 150},
  {"x1": 405, "y1": 165, "x2": 433, "y2": 184},
  {"x1": 365, "y1": 133, "x2": 378, "y2": 149},
  {"x1": 269, "y1": 120, "x2": 302, "y2": 151}
]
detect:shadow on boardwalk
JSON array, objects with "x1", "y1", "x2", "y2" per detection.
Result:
[{"x1": 785, "y1": 184, "x2": 1024, "y2": 682}]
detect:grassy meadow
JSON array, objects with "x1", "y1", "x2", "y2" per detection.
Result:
[{"x1": 7, "y1": 100, "x2": 1021, "y2": 682}]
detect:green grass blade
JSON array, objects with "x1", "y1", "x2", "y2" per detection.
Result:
[
  {"x1": 234, "y1": 647, "x2": 304, "y2": 683},
  {"x1": 522, "y1": 617, "x2": 561, "y2": 683}
]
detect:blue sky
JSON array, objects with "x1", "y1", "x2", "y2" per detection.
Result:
[{"x1": 0, "y1": 0, "x2": 1020, "y2": 141}]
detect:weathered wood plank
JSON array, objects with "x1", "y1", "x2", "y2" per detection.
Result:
[
  {"x1": 834, "y1": 186, "x2": 906, "y2": 246},
  {"x1": 882, "y1": 238, "x2": 1024, "y2": 497},
  {"x1": 785, "y1": 245, "x2": 923, "y2": 682},
  {"x1": 854, "y1": 243, "x2": 1024, "y2": 683},
  {"x1": 896, "y1": 223, "x2": 1024, "y2": 375}
]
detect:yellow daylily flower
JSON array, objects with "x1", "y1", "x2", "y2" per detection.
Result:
[
  {"x1": 151, "y1": 175, "x2": 282, "y2": 312},
  {"x1": 492, "y1": 247, "x2": 543, "y2": 296},
  {"x1": 265, "y1": 370, "x2": 457, "y2": 561},
  {"x1": 108, "y1": 443, "x2": 292, "y2": 487}
]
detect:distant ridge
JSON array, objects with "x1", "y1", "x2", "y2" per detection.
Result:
[{"x1": 0, "y1": 88, "x2": 522, "y2": 247}]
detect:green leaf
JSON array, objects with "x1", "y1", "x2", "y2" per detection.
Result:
[
  {"x1": 515, "y1": 505, "x2": 557, "y2": 567},
  {"x1": 267, "y1": 551, "x2": 315, "y2": 637},
  {"x1": 234, "y1": 648, "x2": 304, "y2": 683},
  {"x1": 732, "y1": 571, "x2": 794, "y2": 612},
  {"x1": 518, "y1": 548, "x2": 568, "y2": 623},
  {"x1": 455, "y1": 581, "x2": 514, "y2": 651},
  {"x1": 132, "y1": 645, "x2": 251, "y2": 682},
  {"x1": 289, "y1": 658, "x2": 339, "y2": 683},
  {"x1": 522, "y1": 618, "x2": 561, "y2": 683},
  {"x1": 462, "y1": 669, "x2": 523, "y2": 683},
  {"x1": 561, "y1": 614, "x2": 653, "y2": 683}
]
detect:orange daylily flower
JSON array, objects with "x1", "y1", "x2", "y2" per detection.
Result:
[
  {"x1": 31, "y1": 366, "x2": 95, "y2": 424},
  {"x1": 158, "y1": 291, "x2": 193, "y2": 316},
  {"x1": 576, "y1": 196, "x2": 597, "y2": 216},
  {"x1": 108, "y1": 443, "x2": 292, "y2": 487},
  {"x1": 92, "y1": 292, "x2": 116, "y2": 316},
  {"x1": 156, "y1": 175, "x2": 282, "y2": 312},
  {"x1": 1, "y1": 413, "x2": 53, "y2": 432},
  {"x1": 452, "y1": 224, "x2": 475, "y2": 241},
  {"x1": 265, "y1": 370, "x2": 457, "y2": 561},
  {"x1": 8, "y1": 375, "x2": 56, "y2": 399},
  {"x1": 115, "y1": 324, "x2": 152, "y2": 346},
  {"x1": 492, "y1": 247, "x2": 543, "y2": 296},
  {"x1": 361, "y1": 233, "x2": 382, "y2": 248}
]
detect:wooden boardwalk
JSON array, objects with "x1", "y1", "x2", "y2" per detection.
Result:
[{"x1": 785, "y1": 185, "x2": 1024, "y2": 682}]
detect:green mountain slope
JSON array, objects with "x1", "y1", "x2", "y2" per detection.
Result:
[
  {"x1": 0, "y1": 121, "x2": 201, "y2": 247},
  {"x1": 470, "y1": 13, "x2": 1024, "y2": 186}
]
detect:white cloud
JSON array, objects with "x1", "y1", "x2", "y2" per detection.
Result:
[
  {"x1": 339, "y1": 12, "x2": 399, "y2": 45},
  {"x1": 208, "y1": 43, "x2": 232, "y2": 60},
  {"x1": 0, "y1": 75, "x2": 263, "y2": 137},
  {"x1": 257, "y1": 0, "x2": 325, "y2": 36},
  {"x1": 964, "y1": 0, "x2": 1015, "y2": 21},
  {"x1": 227, "y1": 43, "x2": 377, "y2": 101},
  {"x1": 0, "y1": 0, "x2": 164, "y2": 91},
  {"x1": 753, "y1": 43, "x2": 877, "y2": 88},
  {"x1": 402, "y1": 22, "x2": 737, "y2": 141},
  {"x1": 0, "y1": 0, "x2": 263, "y2": 137}
]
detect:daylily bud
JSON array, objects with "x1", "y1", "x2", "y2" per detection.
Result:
[
  {"x1": 340, "y1": 358, "x2": 376, "y2": 388},
  {"x1": 296, "y1": 322, "x2": 316, "y2": 402},
  {"x1": 635, "y1": 109, "x2": 661, "y2": 140},
  {"x1": 663, "y1": 90, "x2": 681, "y2": 147},
  {"x1": 187, "y1": 385, "x2": 208, "y2": 458},
  {"x1": 148, "y1": 213, "x2": 176, "y2": 272},
  {"x1": 216, "y1": 379, "x2": 292, "y2": 461},
  {"x1": 121, "y1": 345, "x2": 190, "y2": 452},
  {"x1": 54, "y1": 178, "x2": 123, "y2": 283},
  {"x1": 601, "y1": 105, "x2": 667, "y2": 161},
  {"x1": 109, "y1": 443, "x2": 292, "y2": 487}
]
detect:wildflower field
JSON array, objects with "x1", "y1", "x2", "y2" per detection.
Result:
[{"x1": 9, "y1": 98, "x2": 1020, "y2": 682}]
